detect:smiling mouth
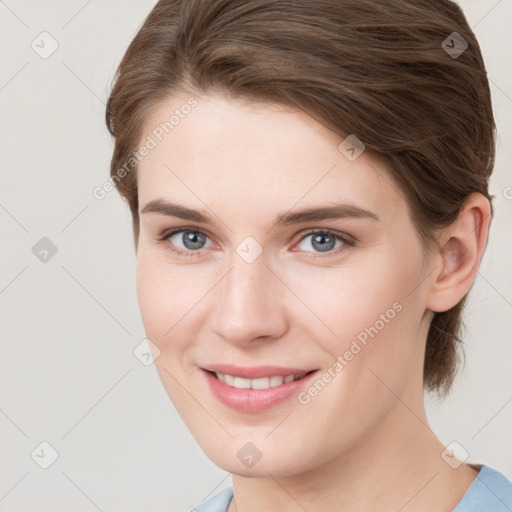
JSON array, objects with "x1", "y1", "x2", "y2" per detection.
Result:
[{"x1": 205, "y1": 369, "x2": 317, "y2": 390}]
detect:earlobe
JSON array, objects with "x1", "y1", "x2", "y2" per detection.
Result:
[{"x1": 426, "y1": 193, "x2": 491, "y2": 313}]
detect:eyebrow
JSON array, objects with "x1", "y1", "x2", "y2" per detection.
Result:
[{"x1": 140, "y1": 199, "x2": 379, "y2": 227}]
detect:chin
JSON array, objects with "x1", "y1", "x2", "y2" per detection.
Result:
[{"x1": 195, "y1": 434, "x2": 322, "y2": 478}]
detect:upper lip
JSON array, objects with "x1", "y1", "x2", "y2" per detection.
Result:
[{"x1": 201, "y1": 364, "x2": 318, "y2": 379}]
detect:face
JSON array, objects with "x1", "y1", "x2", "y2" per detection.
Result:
[{"x1": 135, "y1": 91, "x2": 433, "y2": 477}]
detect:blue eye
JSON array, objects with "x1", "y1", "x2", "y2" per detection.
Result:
[
  {"x1": 295, "y1": 230, "x2": 353, "y2": 257},
  {"x1": 159, "y1": 229, "x2": 212, "y2": 257},
  {"x1": 170, "y1": 230, "x2": 209, "y2": 250},
  {"x1": 157, "y1": 228, "x2": 354, "y2": 258}
]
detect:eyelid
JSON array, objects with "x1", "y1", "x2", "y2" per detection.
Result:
[
  {"x1": 157, "y1": 226, "x2": 356, "y2": 257},
  {"x1": 157, "y1": 226, "x2": 217, "y2": 255},
  {"x1": 295, "y1": 227, "x2": 356, "y2": 245}
]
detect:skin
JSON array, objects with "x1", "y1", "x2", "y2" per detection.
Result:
[{"x1": 134, "y1": 90, "x2": 490, "y2": 511}]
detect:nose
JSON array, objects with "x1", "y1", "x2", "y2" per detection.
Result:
[{"x1": 210, "y1": 252, "x2": 288, "y2": 347}]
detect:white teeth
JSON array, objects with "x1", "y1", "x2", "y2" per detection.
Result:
[
  {"x1": 214, "y1": 372, "x2": 308, "y2": 389},
  {"x1": 269, "y1": 376, "x2": 283, "y2": 387},
  {"x1": 251, "y1": 377, "x2": 271, "y2": 389},
  {"x1": 233, "y1": 377, "x2": 251, "y2": 389}
]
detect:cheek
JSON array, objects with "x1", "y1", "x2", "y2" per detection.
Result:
[
  {"x1": 136, "y1": 254, "x2": 166, "y2": 339},
  {"x1": 135, "y1": 250, "x2": 220, "y2": 360},
  {"x1": 285, "y1": 262, "x2": 422, "y2": 442},
  {"x1": 288, "y1": 256, "x2": 411, "y2": 337},
  {"x1": 135, "y1": 252, "x2": 204, "y2": 405},
  {"x1": 135, "y1": 252, "x2": 191, "y2": 343},
  {"x1": 289, "y1": 254, "x2": 422, "y2": 385}
]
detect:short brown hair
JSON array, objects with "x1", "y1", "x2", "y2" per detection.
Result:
[{"x1": 105, "y1": 0, "x2": 496, "y2": 396}]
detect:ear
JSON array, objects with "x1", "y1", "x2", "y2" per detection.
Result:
[{"x1": 426, "y1": 193, "x2": 492, "y2": 313}]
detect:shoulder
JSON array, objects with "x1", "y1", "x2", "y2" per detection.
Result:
[
  {"x1": 452, "y1": 464, "x2": 512, "y2": 511},
  {"x1": 186, "y1": 486, "x2": 234, "y2": 512}
]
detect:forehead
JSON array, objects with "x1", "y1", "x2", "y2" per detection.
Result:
[{"x1": 137, "y1": 92, "x2": 404, "y2": 223}]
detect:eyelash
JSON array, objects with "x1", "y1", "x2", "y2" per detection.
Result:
[{"x1": 156, "y1": 227, "x2": 356, "y2": 259}]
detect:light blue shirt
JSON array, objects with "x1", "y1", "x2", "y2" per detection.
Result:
[{"x1": 190, "y1": 465, "x2": 512, "y2": 511}]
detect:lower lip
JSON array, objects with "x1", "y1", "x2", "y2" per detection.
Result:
[{"x1": 201, "y1": 369, "x2": 319, "y2": 413}]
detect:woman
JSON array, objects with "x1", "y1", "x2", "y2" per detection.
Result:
[{"x1": 105, "y1": 0, "x2": 512, "y2": 510}]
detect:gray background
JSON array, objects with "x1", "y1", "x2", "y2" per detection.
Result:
[{"x1": 0, "y1": 1, "x2": 511, "y2": 511}]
